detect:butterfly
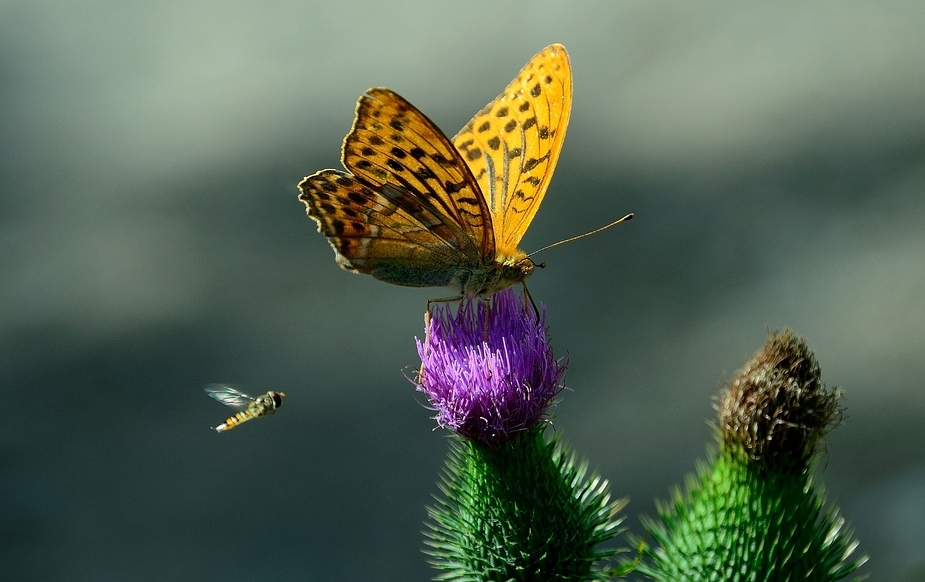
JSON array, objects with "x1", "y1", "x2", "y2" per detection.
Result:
[{"x1": 298, "y1": 44, "x2": 573, "y2": 298}]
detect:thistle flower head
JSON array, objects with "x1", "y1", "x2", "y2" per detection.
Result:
[{"x1": 414, "y1": 288, "x2": 566, "y2": 447}]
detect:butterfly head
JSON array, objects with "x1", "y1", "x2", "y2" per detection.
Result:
[{"x1": 496, "y1": 256, "x2": 536, "y2": 293}]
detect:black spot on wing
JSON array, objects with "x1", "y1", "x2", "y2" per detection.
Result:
[
  {"x1": 444, "y1": 181, "x2": 466, "y2": 194},
  {"x1": 522, "y1": 152, "x2": 550, "y2": 173},
  {"x1": 432, "y1": 154, "x2": 453, "y2": 167}
]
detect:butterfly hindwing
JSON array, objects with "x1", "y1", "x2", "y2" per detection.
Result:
[
  {"x1": 453, "y1": 44, "x2": 572, "y2": 255},
  {"x1": 299, "y1": 169, "x2": 478, "y2": 287}
]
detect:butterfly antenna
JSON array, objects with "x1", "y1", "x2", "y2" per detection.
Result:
[{"x1": 527, "y1": 213, "x2": 634, "y2": 258}]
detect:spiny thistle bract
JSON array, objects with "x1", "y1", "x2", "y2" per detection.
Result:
[
  {"x1": 639, "y1": 330, "x2": 867, "y2": 581},
  {"x1": 426, "y1": 429, "x2": 624, "y2": 581}
]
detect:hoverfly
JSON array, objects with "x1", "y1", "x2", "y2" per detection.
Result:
[{"x1": 204, "y1": 384, "x2": 286, "y2": 432}]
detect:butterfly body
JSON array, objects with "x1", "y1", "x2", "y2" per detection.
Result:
[
  {"x1": 300, "y1": 44, "x2": 571, "y2": 297},
  {"x1": 459, "y1": 253, "x2": 535, "y2": 298}
]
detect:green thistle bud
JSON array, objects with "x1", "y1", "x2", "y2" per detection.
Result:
[{"x1": 640, "y1": 330, "x2": 867, "y2": 581}]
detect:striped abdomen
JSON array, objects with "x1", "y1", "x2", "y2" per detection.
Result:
[
  {"x1": 213, "y1": 391, "x2": 285, "y2": 432},
  {"x1": 215, "y1": 409, "x2": 260, "y2": 432}
]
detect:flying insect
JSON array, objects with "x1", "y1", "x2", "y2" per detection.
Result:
[{"x1": 204, "y1": 385, "x2": 286, "y2": 432}]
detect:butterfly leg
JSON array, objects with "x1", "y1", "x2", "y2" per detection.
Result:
[
  {"x1": 421, "y1": 294, "x2": 464, "y2": 379},
  {"x1": 426, "y1": 295, "x2": 463, "y2": 308},
  {"x1": 483, "y1": 299, "x2": 490, "y2": 341},
  {"x1": 521, "y1": 282, "x2": 540, "y2": 318},
  {"x1": 425, "y1": 294, "x2": 463, "y2": 326}
]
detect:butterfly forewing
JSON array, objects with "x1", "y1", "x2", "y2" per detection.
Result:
[
  {"x1": 344, "y1": 88, "x2": 494, "y2": 260},
  {"x1": 453, "y1": 44, "x2": 572, "y2": 255},
  {"x1": 204, "y1": 385, "x2": 255, "y2": 410}
]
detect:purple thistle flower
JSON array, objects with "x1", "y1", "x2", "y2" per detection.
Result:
[{"x1": 414, "y1": 288, "x2": 566, "y2": 447}]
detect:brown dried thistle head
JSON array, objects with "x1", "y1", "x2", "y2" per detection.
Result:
[{"x1": 717, "y1": 329, "x2": 842, "y2": 468}]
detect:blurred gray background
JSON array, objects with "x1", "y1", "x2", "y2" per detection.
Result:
[{"x1": 3, "y1": 1, "x2": 923, "y2": 580}]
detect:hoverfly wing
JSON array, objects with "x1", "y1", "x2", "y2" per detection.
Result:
[{"x1": 204, "y1": 384, "x2": 255, "y2": 410}]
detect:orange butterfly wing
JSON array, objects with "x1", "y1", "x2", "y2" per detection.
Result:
[
  {"x1": 298, "y1": 88, "x2": 495, "y2": 287},
  {"x1": 453, "y1": 44, "x2": 572, "y2": 258}
]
